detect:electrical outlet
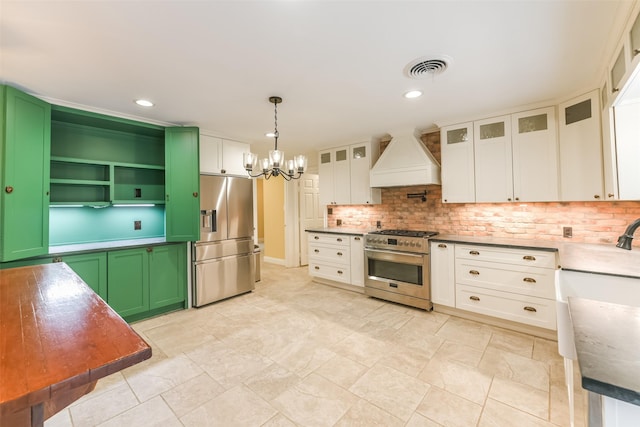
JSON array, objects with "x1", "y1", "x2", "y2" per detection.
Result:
[
  {"x1": 376, "y1": 220, "x2": 381, "y2": 229},
  {"x1": 563, "y1": 226, "x2": 572, "y2": 238},
  {"x1": 327, "y1": 207, "x2": 333, "y2": 214},
  {"x1": 134, "y1": 220, "x2": 142, "y2": 230},
  {"x1": 336, "y1": 219, "x2": 342, "y2": 226}
]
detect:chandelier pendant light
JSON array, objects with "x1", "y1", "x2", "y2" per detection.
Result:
[{"x1": 244, "y1": 96, "x2": 307, "y2": 181}]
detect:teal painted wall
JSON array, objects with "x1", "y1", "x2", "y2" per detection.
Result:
[{"x1": 49, "y1": 206, "x2": 165, "y2": 246}]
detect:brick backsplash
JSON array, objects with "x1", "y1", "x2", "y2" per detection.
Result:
[{"x1": 327, "y1": 131, "x2": 640, "y2": 246}]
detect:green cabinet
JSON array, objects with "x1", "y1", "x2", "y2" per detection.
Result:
[
  {"x1": 149, "y1": 244, "x2": 187, "y2": 309},
  {"x1": 59, "y1": 252, "x2": 108, "y2": 300},
  {"x1": 165, "y1": 127, "x2": 200, "y2": 242},
  {"x1": 107, "y1": 243, "x2": 186, "y2": 321},
  {"x1": 107, "y1": 247, "x2": 149, "y2": 318},
  {"x1": 0, "y1": 85, "x2": 51, "y2": 261}
]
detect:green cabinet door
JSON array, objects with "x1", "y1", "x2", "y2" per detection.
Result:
[
  {"x1": 149, "y1": 243, "x2": 186, "y2": 309},
  {"x1": 107, "y1": 248, "x2": 149, "y2": 318},
  {"x1": 61, "y1": 252, "x2": 108, "y2": 300},
  {"x1": 0, "y1": 85, "x2": 51, "y2": 261},
  {"x1": 165, "y1": 127, "x2": 200, "y2": 242}
]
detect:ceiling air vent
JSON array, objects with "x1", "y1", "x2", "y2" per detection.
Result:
[{"x1": 404, "y1": 56, "x2": 451, "y2": 79}]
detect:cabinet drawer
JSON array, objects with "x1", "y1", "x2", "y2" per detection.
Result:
[
  {"x1": 308, "y1": 243, "x2": 351, "y2": 265},
  {"x1": 456, "y1": 284, "x2": 556, "y2": 330},
  {"x1": 455, "y1": 259, "x2": 555, "y2": 299},
  {"x1": 308, "y1": 261, "x2": 350, "y2": 284},
  {"x1": 455, "y1": 244, "x2": 556, "y2": 269},
  {"x1": 308, "y1": 233, "x2": 350, "y2": 247}
]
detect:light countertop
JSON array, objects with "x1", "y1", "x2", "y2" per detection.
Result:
[
  {"x1": 569, "y1": 297, "x2": 640, "y2": 406},
  {"x1": 49, "y1": 237, "x2": 167, "y2": 255}
]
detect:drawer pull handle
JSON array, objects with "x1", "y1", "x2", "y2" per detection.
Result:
[
  {"x1": 523, "y1": 306, "x2": 537, "y2": 313},
  {"x1": 337, "y1": 238, "x2": 343, "y2": 242},
  {"x1": 469, "y1": 270, "x2": 480, "y2": 276},
  {"x1": 314, "y1": 266, "x2": 320, "y2": 270},
  {"x1": 469, "y1": 296, "x2": 480, "y2": 301},
  {"x1": 470, "y1": 250, "x2": 480, "y2": 255},
  {"x1": 523, "y1": 277, "x2": 536, "y2": 283},
  {"x1": 337, "y1": 252, "x2": 343, "y2": 256},
  {"x1": 337, "y1": 270, "x2": 343, "y2": 274},
  {"x1": 314, "y1": 236, "x2": 319, "y2": 240},
  {"x1": 314, "y1": 249, "x2": 319, "y2": 253},
  {"x1": 354, "y1": 237, "x2": 361, "y2": 241},
  {"x1": 523, "y1": 255, "x2": 536, "y2": 261},
  {"x1": 438, "y1": 243, "x2": 447, "y2": 248}
]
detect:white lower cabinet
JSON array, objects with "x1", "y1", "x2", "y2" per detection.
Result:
[
  {"x1": 454, "y1": 244, "x2": 557, "y2": 330},
  {"x1": 430, "y1": 241, "x2": 456, "y2": 306},
  {"x1": 431, "y1": 241, "x2": 558, "y2": 331},
  {"x1": 307, "y1": 232, "x2": 364, "y2": 287}
]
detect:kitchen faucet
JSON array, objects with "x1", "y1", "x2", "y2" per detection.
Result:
[{"x1": 616, "y1": 218, "x2": 640, "y2": 250}]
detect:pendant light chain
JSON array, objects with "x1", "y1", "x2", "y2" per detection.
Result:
[{"x1": 273, "y1": 100, "x2": 279, "y2": 150}]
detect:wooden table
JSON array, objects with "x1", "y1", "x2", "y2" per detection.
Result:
[{"x1": 0, "y1": 263, "x2": 152, "y2": 427}]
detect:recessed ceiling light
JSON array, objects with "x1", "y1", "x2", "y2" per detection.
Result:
[
  {"x1": 135, "y1": 99, "x2": 154, "y2": 107},
  {"x1": 404, "y1": 90, "x2": 423, "y2": 99}
]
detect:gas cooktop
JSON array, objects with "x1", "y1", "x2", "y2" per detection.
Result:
[{"x1": 368, "y1": 229, "x2": 439, "y2": 238}]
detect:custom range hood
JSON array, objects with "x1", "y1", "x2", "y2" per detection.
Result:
[{"x1": 369, "y1": 130, "x2": 441, "y2": 187}]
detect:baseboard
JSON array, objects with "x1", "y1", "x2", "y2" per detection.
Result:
[{"x1": 263, "y1": 256, "x2": 286, "y2": 266}]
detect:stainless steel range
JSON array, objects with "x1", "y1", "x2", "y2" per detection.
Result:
[{"x1": 364, "y1": 229, "x2": 438, "y2": 310}]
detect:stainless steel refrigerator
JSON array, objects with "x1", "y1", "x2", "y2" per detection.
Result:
[{"x1": 192, "y1": 175, "x2": 255, "y2": 307}]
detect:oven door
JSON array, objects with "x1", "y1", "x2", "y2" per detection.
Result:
[{"x1": 364, "y1": 248, "x2": 429, "y2": 300}]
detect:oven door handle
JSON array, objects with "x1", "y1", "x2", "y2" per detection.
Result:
[{"x1": 365, "y1": 249, "x2": 424, "y2": 265}]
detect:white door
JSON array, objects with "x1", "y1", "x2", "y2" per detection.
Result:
[{"x1": 299, "y1": 174, "x2": 322, "y2": 266}]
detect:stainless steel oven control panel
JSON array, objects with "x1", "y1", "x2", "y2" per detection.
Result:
[{"x1": 364, "y1": 235, "x2": 427, "y2": 253}]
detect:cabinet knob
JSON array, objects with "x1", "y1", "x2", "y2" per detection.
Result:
[
  {"x1": 507, "y1": 198, "x2": 512, "y2": 202},
  {"x1": 515, "y1": 197, "x2": 520, "y2": 201},
  {"x1": 314, "y1": 236, "x2": 319, "y2": 240},
  {"x1": 613, "y1": 88, "x2": 620, "y2": 93},
  {"x1": 337, "y1": 252, "x2": 343, "y2": 256},
  {"x1": 594, "y1": 194, "x2": 601, "y2": 199},
  {"x1": 634, "y1": 48, "x2": 640, "y2": 57},
  {"x1": 337, "y1": 270, "x2": 343, "y2": 274},
  {"x1": 314, "y1": 266, "x2": 320, "y2": 270},
  {"x1": 5, "y1": 186, "x2": 13, "y2": 194},
  {"x1": 443, "y1": 199, "x2": 448, "y2": 203},
  {"x1": 522, "y1": 255, "x2": 536, "y2": 261},
  {"x1": 221, "y1": 169, "x2": 226, "y2": 174},
  {"x1": 146, "y1": 247, "x2": 153, "y2": 253},
  {"x1": 438, "y1": 243, "x2": 447, "y2": 248},
  {"x1": 469, "y1": 296, "x2": 480, "y2": 301},
  {"x1": 336, "y1": 238, "x2": 342, "y2": 242},
  {"x1": 166, "y1": 194, "x2": 170, "y2": 201},
  {"x1": 469, "y1": 270, "x2": 480, "y2": 276},
  {"x1": 314, "y1": 249, "x2": 319, "y2": 253},
  {"x1": 608, "y1": 193, "x2": 615, "y2": 198},
  {"x1": 469, "y1": 250, "x2": 480, "y2": 255},
  {"x1": 354, "y1": 237, "x2": 361, "y2": 241},
  {"x1": 523, "y1": 277, "x2": 537, "y2": 283},
  {"x1": 523, "y1": 306, "x2": 537, "y2": 313},
  {"x1": 52, "y1": 257, "x2": 63, "y2": 263},
  {"x1": 193, "y1": 192, "x2": 198, "y2": 197}
]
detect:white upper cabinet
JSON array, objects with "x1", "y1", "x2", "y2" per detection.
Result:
[
  {"x1": 319, "y1": 141, "x2": 380, "y2": 206},
  {"x1": 511, "y1": 107, "x2": 559, "y2": 202},
  {"x1": 441, "y1": 122, "x2": 475, "y2": 203},
  {"x1": 558, "y1": 91, "x2": 604, "y2": 201},
  {"x1": 199, "y1": 133, "x2": 249, "y2": 176},
  {"x1": 474, "y1": 115, "x2": 513, "y2": 202},
  {"x1": 349, "y1": 143, "x2": 381, "y2": 205},
  {"x1": 613, "y1": 100, "x2": 640, "y2": 200},
  {"x1": 319, "y1": 146, "x2": 350, "y2": 205},
  {"x1": 441, "y1": 108, "x2": 559, "y2": 204}
]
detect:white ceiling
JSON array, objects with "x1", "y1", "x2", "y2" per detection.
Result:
[{"x1": 1, "y1": 1, "x2": 634, "y2": 161}]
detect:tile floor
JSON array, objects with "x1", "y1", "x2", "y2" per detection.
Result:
[{"x1": 45, "y1": 263, "x2": 587, "y2": 427}]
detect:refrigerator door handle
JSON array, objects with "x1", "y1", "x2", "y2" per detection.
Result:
[{"x1": 211, "y1": 210, "x2": 217, "y2": 232}]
